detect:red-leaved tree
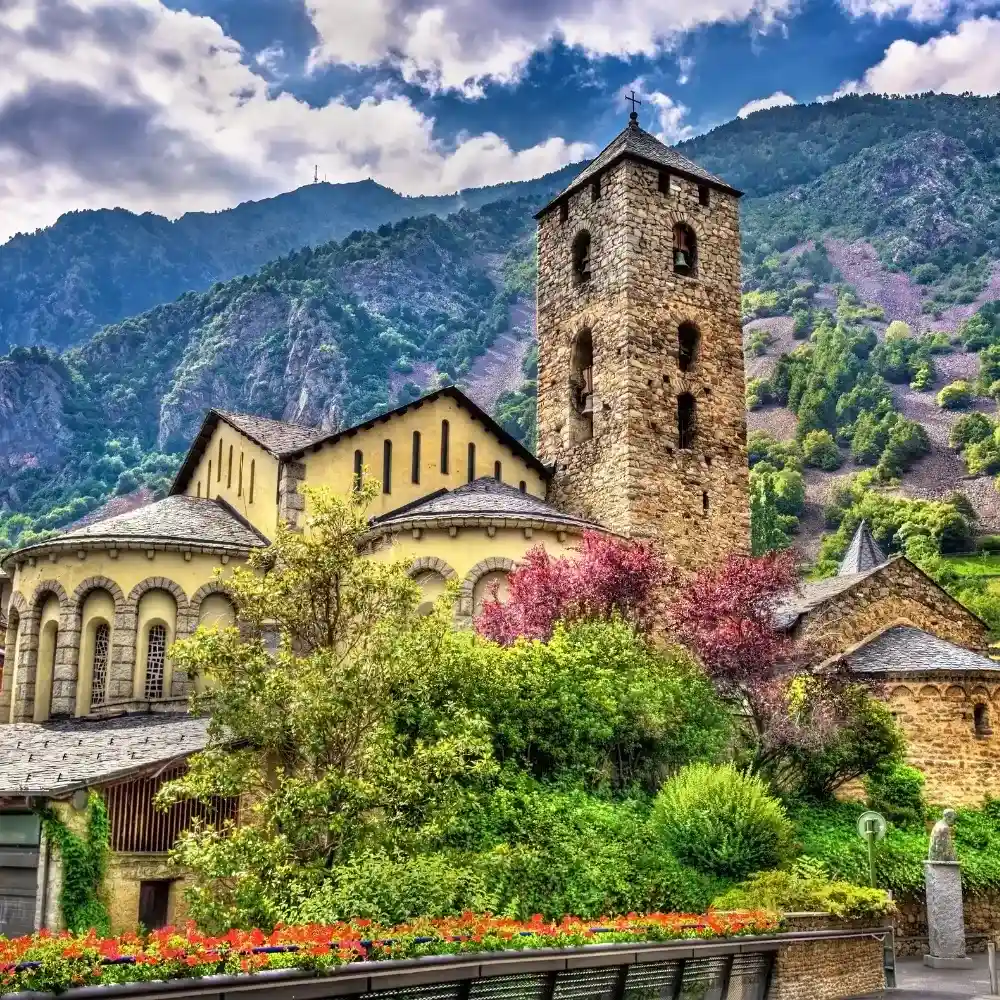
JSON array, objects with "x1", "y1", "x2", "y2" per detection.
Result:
[
  {"x1": 475, "y1": 531, "x2": 674, "y2": 645},
  {"x1": 667, "y1": 551, "x2": 848, "y2": 780}
]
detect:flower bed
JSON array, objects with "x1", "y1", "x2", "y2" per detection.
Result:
[{"x1": 0, "y1": 911, "x2": 780, "y2": 995}]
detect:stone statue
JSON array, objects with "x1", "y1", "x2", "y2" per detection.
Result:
[{"x1": 929, "y1": 809, "x2": 958, "y2": 863}]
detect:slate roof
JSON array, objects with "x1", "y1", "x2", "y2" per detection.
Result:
[
  {"x1": 0, "y1": 713, "x2": 210, "y2": 798},
  {"x1": 844, "y1": 625, "x2": 1000, "y2": 675},
  {"x1": 538, "y1": 116, "x2": 740, "y2": 217},
  {"x1": 214, "y1": 411, "x2": 323, "y2": 456},
  {"x1": 839, "y1": 520, "x2": 887, "y2": 576},
  {"x1": 371, "y1": 478, "x2": 603, "y2": 532},
  {"x1": 3, "y1": 497, "x2": 268, "y2": 568},
  {"x1": 773, "y1": 565, "x2": 885, "y2": 629}
]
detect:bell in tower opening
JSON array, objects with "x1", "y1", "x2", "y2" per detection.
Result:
[{"x1": 533, "y1": 99, "x2": 750, "y2": 571}]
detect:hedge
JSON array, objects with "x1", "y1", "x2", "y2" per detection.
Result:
[{"x1": 1, "y1": 912, "x2": 782, "y2": 995}]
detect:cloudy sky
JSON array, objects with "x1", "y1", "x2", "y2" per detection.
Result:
[{"x1": 1, "y1": 0, "x2": 999, "y2": 242}]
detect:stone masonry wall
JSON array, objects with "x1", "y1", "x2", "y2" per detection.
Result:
[
  {"x1": 893, "y1": 891, "x2": 1000, "y2": 956},
  {"x1": 536, "y1": 146, "x2": 750, "y2": 572},
  {"x1": 768, "y1": 914, "x2": 886, "y2": 1000},
  {"x1": 798, "y1": 558, "x2": 989, "y2": 658}
]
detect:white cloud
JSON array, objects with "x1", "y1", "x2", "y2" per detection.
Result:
[
  {"x1": 623, "y1": 79, "x2": 694, "y2": 143},
  {"x1": 736, "y1": 91, "x2": 797, "y2": 116},
  {"x1": 0, "y1": 0, "x2": 592, "y2": 243},
  {"x1": 835, "y1": 16, "x2": 1000, "y2": 96},
  {"x1": 839, "y1": 0, "x2": 951, "y2": 21},
  {"x1": 305, "y1": 0, "x2": 800, "y2": 97}
]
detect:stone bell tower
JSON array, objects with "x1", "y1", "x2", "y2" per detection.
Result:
[{"x1": 535, "y1": 109, "x2": 750, "y2": 571}]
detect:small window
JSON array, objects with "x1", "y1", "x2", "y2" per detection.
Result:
[
  {"x1": 467, "y1": 442, "x2": 476, "y2": 483},
  {"x1": 975, "y1": 703, "x2": 992, "y2": 737},
  {"x1": 227, "y1": 445, "x2": 233, "y2": 488},
  {"x1": 591, "y1": 177, "x2": 601, "y2": 202},
  {"x1": 494, "y1": 460, "x2": 502, "y2": 481},
  {"x1": 249, "y1": 460, "x2": 255, "y2": 503},
  {"x1": 441, "y1": 420, "x2": 450, "y2": 474},
  {"x1": 658, "y1": 171, "x2": 670, "y2": 194},
  {"x1": 678, "y1": 322, "x2": 700, "y2": 372},
  {"x1": 238, "y1": 452, "x2": 244, "y2": 496},
  {"x1": 91, "y1": 623, "x2": 110, "y2": 710},
  {"x1": 702, "y1": 491, "x2": 710, "y2": 515},
  {"x1": 353, "y1": 449, "x2": 363, "y2": 491},
  {"x1": 674, "y1": 224, "x2": 696, "y2": 277},
  {"x1": 196, "y1": 481, "x2": 201, "y2": 498},
  {"x1": 678, "y1": 393, "x2": 696, "y2": 450},
  {"x1": 411, "y1": 431, "x2": 421, "y2": 484},
  {"x1": 572, "y1": 230, "x2": 592, "y2": 284},
  {"x1": 382, "y1": 439, "x2": 392, "y2": 494},
  {"x1": 139, "y1": 880, "x2": 171, "y2": 931},
  {"x1": 699, "y1": 185, "x2": 711, "y2": 207},
  {"x1": 217, "y1": 439, "x2": 223, "y2": 480},
  {"x1": 207, "y1": 460, "x2": 212, "y2": 494},
  {"x1": 519, "y1": 480, "x2": 527, "y2": 493},
  {"x1": 144, "y1": 624, "x2": 167, "y2": 700},
  {"x1": 559, "y1": 200, "x2": 568, "y2": 223}
]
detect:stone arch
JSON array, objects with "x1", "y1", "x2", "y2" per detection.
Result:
[
  {"x1": 458, "y1": 557, "x2": 518, "y2": 623},
  {"x1": 945, "y1": 685, "x2": 967, "y2": 702},
  {"x1": 11, "y1": 581, "x2": 72, "y2": 723},
  {"x1": 190, "y1": 580, "x2": 234, "y2": 615},
  {"x1": 0, "y1": 592, "x2": 27, "y2": 721},
  {"x1": 918, "y1": 684, "x2": 941, "y2": 701},
  {"x1": 408, "y1": 557, "x2": 458, "y2": 581},
  {"x1": 121, "y1": 578, "x2": 193, "y2": 702},
  {"x1": 673, "y1": 221, "x2": 697, "y2": 277},
  {"x1": 889, "y1": 684, "x2": 915, "y2": 701},
  {"x1": 66, "y1": 577, "x2": 127, "y2": 717},
  {"x1": 571, "y1": 229, "x2": 591, "y2": 284}
]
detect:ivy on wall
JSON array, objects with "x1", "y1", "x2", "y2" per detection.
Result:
[{"x1": 39, "y1": 792, "x2": 111, "y2": 935}]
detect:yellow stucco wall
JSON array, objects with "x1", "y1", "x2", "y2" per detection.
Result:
[
  {"x1": 183, "y1": 423, "x2": 279, "y2": 540},
  {"x1": 304, "y1": 395, "x2": 547, "y2": 519},
  {"x1": 35, "y1": 596, "x2": 60, "y2": 722},
  {"x1": 105, "y1": 854, "x2": 190, "y2": 933}
]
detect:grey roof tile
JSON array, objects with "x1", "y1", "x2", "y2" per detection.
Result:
[
  {"x1": 372, "y1": 477, "x2": 603, "y2": 531},
  {"x1": 0, "y1": 713, "x2": 210, "y2": 796},
  {"x1": 773, "y1": 566, "x2": 884, "y2": 629},
  {"x1": 540, "y1": 118, "x2": 738, "y2": 215},
  {"x1": 46, "y1": 496, "x2": 266, "y2": 551},
  {"x1": 844, "y1": 625, "x2": 1000, "y2": 675},
  {"x1": 215, "y1": 411, "x2": 322, "y2": 456},
  {"x1": 839, "y1": 520, "x2": 887, "y2": 576}
]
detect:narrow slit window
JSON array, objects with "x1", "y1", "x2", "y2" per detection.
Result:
[
  {"x1": 196, "y1": 482, "x2": 201, "y2": 498},
  {"x1": 249, "y1": 460, "x2": 255, "y2": 503},
  {"x1": 699, "y1": 185, "x2": 711, "y2": 207},
  {"x1": 238, "y1": 452, "x2": 244, "y2": 496},
  {"x1": 467, "y1": 442, "x2": 476, "y2": 483},
  {"x1": 559, "y1": 200, "x2": 568, "y2": 223},
  {"x1": 353, "y1": 449, "x2": 363, "y2": 491},
  {"x1": 494, "y1": 460, "x2": 502, "y2": 481},
  {"x1": 519, "y1": 481, "x2": 527, "y2": 493},
  {"x1": 227, "y1": 445, "x2": 233, "y2": 488},
  {"x1": 702, "y1": 491, "x2": 710, "y2": 515},
  {"x1": 678, "y1": 322, "x2": 700, "y2": 372},
  {"x1": 411, "y1": 431, "x2": 421, "y2": 484},
  {"x1": 207, "y1": 461, "x2": 212, "y2": 495},
  {"x1": 678, "y1": 393, "x2": 696, "y2": 450},
  {"x1": 382, "y1": 439, "x2": 392, "y2": 494},
  {"x1": 217, "y1": 439, "x2": 223, "y2": 480},
  {"x1": 441, "y1": 420, "x2": 450, "y2": 474},
  {"x1": 976, "y1": 703, "x2": 992, "y2": 737},
  {"x1": 572, "y1": 231, "x2": 592, "y2": 284},
  {"x1": 91, "y1": 623, "x2": 110, "y2": 710},
  {"x1": 658, "y1": 170, "x2": 670, "y2": 194},
  {"x1": 591, "y1": 177, "x2": 601, "y2": 201},
  {"x1": 144, "y1": 624, "x2": 167, "y2": 700}
]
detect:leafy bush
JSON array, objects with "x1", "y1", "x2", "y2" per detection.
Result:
[
  {"x1": 802, "y1": 429, "x2": 843, "y2": 471},
  {"x1": 648, "y1": 764, "x2": 794, "y2": 880},
  {"x1": 712, "y1": 870, "x2": 895, "y2": 919},
  {"x1": 979, "y1": 535, "x2": 1000, "y2": 554},
  {"x1": 746, "y1": 378, "x2": 772, "y2": 410},
  {"x1": 865, "y1": 762, "x2": 927, "y2": 826},
  {"x1": 937, "y1": 380, "x2": 974, "y2": 410},
  {"x1": 950, "y1": 412, "x2": 995, "y2": 450},
  {"x1": 909, "y1": 362, "x2": 934, "y2": 391}
]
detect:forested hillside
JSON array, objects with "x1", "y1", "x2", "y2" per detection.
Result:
[
  {"x1": 0, "y1": 167, "x2": 577, "y2": 353},
  {"x1": 6, "y1": 93, "x2": 1000, "y2": 574}
]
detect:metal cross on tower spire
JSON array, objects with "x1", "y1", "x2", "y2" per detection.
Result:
[{"x1": 626, "y1": 90, "x2": 642, "y2": 124}]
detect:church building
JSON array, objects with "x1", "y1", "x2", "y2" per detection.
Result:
[{"x1": 0, "y1": 112, "x2": 998, "y2": 935}]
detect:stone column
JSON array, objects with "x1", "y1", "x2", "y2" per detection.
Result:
[
  {"x1": 924, "y1": 861, "x2": 973, "y2": 968},
  {"x1": 11, "y1": 610, "x2": 39, "y2": 723}
]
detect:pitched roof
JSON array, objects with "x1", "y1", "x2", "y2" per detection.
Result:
[
  {"x1": 172, "y1": 386, "x2": 550, "y2": 496},
  {"x1": 839, "y1": 520, "x2": 887, "y2": 576},
  {"x1": 371, "y1": 477, "x2": 603, "y2": 532},
  {"x1": 843, "y1": 625, "x2": 1000, "y2": 676},
  {"x1": 773, "y1": 566, "x2": 885, "y2": 629},
  {"x1": 537, "y1": 116, "x2": 741, "y2": 217},
  {"x1": 3, "y1": 496, "x2": 268, "y2": 568},
  {"x1": 0, "y1": 713, "x2": 210, "y2": 798}
]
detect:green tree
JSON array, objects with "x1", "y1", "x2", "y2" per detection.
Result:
[
  {"x1": 802, "y1": 429, "x2": 843, "y2": 471},
  {"x1": 937, "y1": 380, "x2": 974, "y2": 409}
]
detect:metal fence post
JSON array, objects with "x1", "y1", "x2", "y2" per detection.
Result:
[
  {"x1": 883, "y1": 928, "x2": 897, "y2": 990},
  {"x1": 988, "y1": 938, "x2": 998, "y2": 995}
]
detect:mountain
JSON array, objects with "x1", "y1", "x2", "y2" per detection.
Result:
[
  {"x1": 0, "y1": 166, "x2": 579, "y2": 354},
  {"x1": 6, "y1": 93, "x2": 1000, "y2": 558}
]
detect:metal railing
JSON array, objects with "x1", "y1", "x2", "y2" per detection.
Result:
[{"x1": 8, "y1": 926, "x2": 894, "y2": 1000}]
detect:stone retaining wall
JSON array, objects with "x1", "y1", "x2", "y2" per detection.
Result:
[
  {"x1": 768, "y1": 914, "x2": 887, "y2": 1000},
  {"x1": 893, "y1": 891, "x2": 1000, "y2": 956}
]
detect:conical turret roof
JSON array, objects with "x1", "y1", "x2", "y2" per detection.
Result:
[
  {"x1": 838, "y1": 520, "x2": 887, "y2": 576},
  {"x1": 537, "y1": 113, "x2": 741, "y2": 218}
]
